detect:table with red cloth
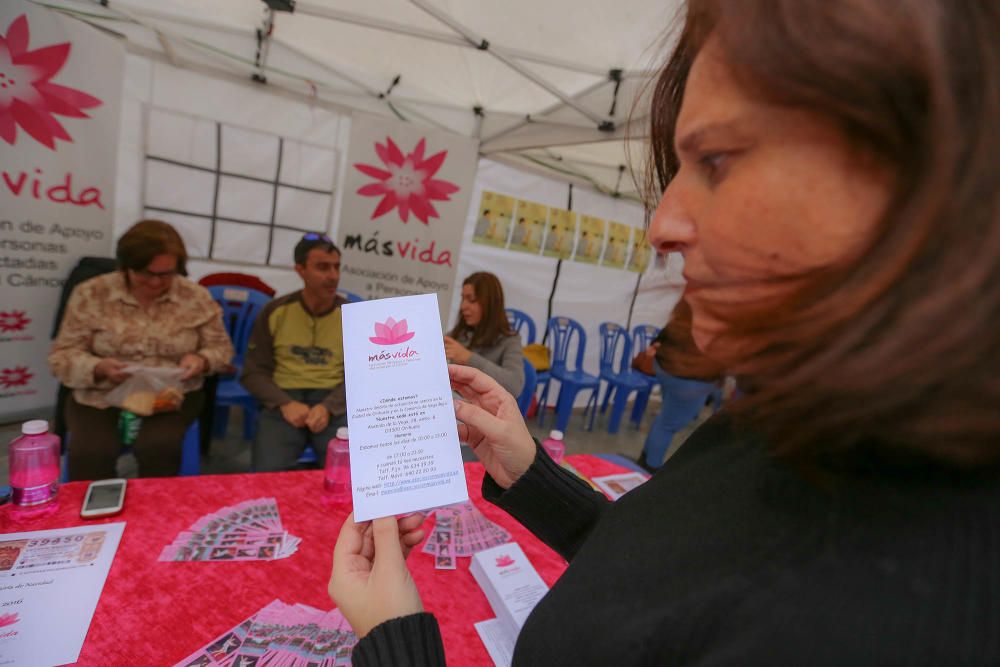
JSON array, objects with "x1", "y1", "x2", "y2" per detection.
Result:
[{"x1": 0, "y1": 455, "x2": 627, "y2": 666}]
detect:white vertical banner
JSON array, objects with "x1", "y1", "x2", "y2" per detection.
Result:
[
  {"x1": 337, "y1": 113, "x2": 479, "y2": 323},
  {"x1": 0, "y1": 2, "x2": 123, "y2": 419}
]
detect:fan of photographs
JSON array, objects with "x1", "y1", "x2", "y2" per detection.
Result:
[
  {"x1": 173, "y1": 599, "x2": 358, "y2": 667},
  {"x1": 159, "y1": 498, "x2": 300, "y2": 562},
  {"x1": 422, "y1": 501, "x2": 511, "y2": 570}
]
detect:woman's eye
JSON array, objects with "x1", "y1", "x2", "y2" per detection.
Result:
[{"x1": 698, "y1": 152, "x2": 729, "y2": 181}]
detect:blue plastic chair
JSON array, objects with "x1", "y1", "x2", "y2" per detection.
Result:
[
  {"x1": 597, "y1": 323, "x2": 656, "y2": 433},
  {"x1": 505, "y1": 308, "x2": 537, "y2": 345},
  {"x1": 298, "y1": 446, "x2": 319, "y2": 466},
  {"x1": 61, "y1": 420, "x2": 200, "y2": 482},
  {"x1": 207, "y1": 285, "x2": 272, "y2": 441},
  {"x1": 538, "y1": 317, "x2": 600, "y2": 432},
  {"x1": 337, "y1": 290, "x2": 365, "y2": 303},
  {"x1": 517, "y1": 357, "x2": 537, "y2": 416},
  {"x1": 628, "y1": 324, "x2": 661, "y2": 425},
  {"x1": 506, "y1": 308, "x2": 547, "y2": 416}
]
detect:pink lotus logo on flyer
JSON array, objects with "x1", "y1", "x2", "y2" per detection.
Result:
[
  {"x1": 0, "y1": 612, "x2": 18, "y2": 627},
  {"x1": 354, "y1": 137, "x2": 460, "y2": 224},
  {"x1": 0, "y1": 14, "x2": 104, "y2": 150},
  {"x1": 369, "y1": 317, "x2": 415, "y2": 346},
  {"x1": 495, "y1": 554, "x2": 515, "y2": 568},
  {"x1": 0, "y1": 310, "x2": 30, "y2": 333}
]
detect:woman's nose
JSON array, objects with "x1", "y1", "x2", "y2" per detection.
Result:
[{"x1": 648, "y1": 178, "x2": 696, "y2": 255}]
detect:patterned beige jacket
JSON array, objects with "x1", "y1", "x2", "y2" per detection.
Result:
[{"x1": 49, "y1": 271, "x2": 234, "y2": 409}]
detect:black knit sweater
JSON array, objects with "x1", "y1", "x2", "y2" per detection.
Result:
[{"x1": 353, "y1": 415, "x2": 1000, "y2": 665}]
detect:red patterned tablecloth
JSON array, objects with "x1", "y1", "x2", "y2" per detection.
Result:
[{"x1": 0, "y1": 455, "x2": 626, "y2": 666}]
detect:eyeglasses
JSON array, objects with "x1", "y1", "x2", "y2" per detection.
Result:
[
  {"x1": 135, "y1": 268, "x2": 178, "y2": 279},
  {"x1": 302, "y1": 233, "x2": 332, "y2": 243}
]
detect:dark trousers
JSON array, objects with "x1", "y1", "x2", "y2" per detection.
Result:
[
  {"x1": 252, "y1": 388, "x2": 346, "y2": 472},
  {"x1": 65, "y1": 391, "x2": 204, "y2": 481}
]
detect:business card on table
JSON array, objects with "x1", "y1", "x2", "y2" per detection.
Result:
[
  {"x1": 470, "y1": 542, "x2": 549, "y2": 641},
  {"x1": 342, "y1": 293, "x2": 469, "y2": 521}
]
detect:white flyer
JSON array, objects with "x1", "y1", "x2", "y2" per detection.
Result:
[
  {"x1": 469, "y1": 542, "x2": 549, "y2": 640},
  {"x1": 342, "y1": 293, "x2": 469, "y2": 521},
  {"x1": 592, "y1": 472, "x2": 650, "y2": 500},
  {"x1": 0, "y1": 522, "x2": 126, "y2": 666},
  {"x1": 474, "y1": 617, "x2": 515, "y2": 667}
]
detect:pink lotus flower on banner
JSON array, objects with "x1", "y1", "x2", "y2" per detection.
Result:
[
  {"x1": 369, "y1": 317, "x2": 416, "y2": 346},
  {"x1": 495, "y1": 554, "x2": 515, "y2": 567},
  {"x1": 0, "y1": 613, "x2": 18, "y2": 628},
  {"x1": 354, "y1": 137, "x2": 461, "y2": 224},
  {"x1": 0, "y1": 14, "x2": 103, "y2": 150}
]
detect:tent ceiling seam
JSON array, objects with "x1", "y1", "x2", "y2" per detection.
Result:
[
  {"x1": 408, "y1": 0, "x2": 610, "y2": 129},
  {"x1": 293, "y1": 0, "x2": 626, "y2": 78},
  {"x1": 479, "y1": 76, "x2": 615, "y2": 146}
]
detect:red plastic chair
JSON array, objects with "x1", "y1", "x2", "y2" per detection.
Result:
[{"x1": 198, "y1": 272, "x2": 276, "y2": 297}]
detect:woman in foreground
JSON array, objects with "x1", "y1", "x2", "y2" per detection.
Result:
[{"x1": 329, "y1": 0, "x2": 1000, "y2": 663}]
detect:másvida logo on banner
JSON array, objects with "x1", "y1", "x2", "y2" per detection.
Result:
[
  {"x1": 0, "y1": 310, "x2": 32, "y2": 342},
  {"x1": 0, "y1": 14, "x2": 106, "y2": 208},
  {"x1": 367, "y1": 317, "x2": 420, "y2": 368},
  {"x1": 347, "y1": 137, "x2": 460, "y2": 267},
  {"x1": 0, "y1": 365, "x2": 37, "y2": 399}
]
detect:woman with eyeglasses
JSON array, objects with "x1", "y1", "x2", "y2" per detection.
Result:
[
  {"x1": 50, "y1": 219, "x2": 233, "y2": 480},
  {"x1": 327, "y1": 0, "x2": 1000, "y2": 664}
]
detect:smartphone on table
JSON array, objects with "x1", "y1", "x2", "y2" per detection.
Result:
[{"x1": 81, "y1": 478, "x2": 127, "y2": 518}]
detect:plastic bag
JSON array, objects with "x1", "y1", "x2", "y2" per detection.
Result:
[
  {"x1": 104, "y1": 365, "x2": 195, "y2": 416},
  {"x1": 523, "y1": 343, "x2": 551, "y2": 371}
]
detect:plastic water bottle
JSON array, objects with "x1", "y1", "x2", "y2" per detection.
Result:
[
  {"x1": 542, "y1": 429, "x2": 565, "y2": 465},
  {"x1": 9, "y1": 420, "x2": 60, "y2": 518},
  {"x1": 323, "y1": 427, "x2": 352, "y2": 503}
]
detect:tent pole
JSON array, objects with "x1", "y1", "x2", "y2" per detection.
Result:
[
  {"x1": 626, "y1": 208, "x2": 653, "y2": 330},
  {"x1": 156, "y1": 33, "x2": 180, "y2": 67},
  {"x1": 252, "y1": 8, "x2": 275, "y2": 84},
  {"x1": 543, "y1": 183, "x2": 573, "y2": 345}
]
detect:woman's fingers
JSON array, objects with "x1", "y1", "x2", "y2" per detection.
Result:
[
  {"x1": 454, "y1": 399, "x2": 506, "y2": 441},
  {"x1": 370, "y1": 516, "x2": 407, "y2": 576},
  {"x1": 332, "y1": 513, "x2": 371, "y2": 576},
  {"x1": 402, "y1": 529, "x2": 425, "y2": 548},
  {"x1": 448, "y1": 364, "x2": 504, "y2": 394},
  {"x1": 397, "y1": 512, "x2": 426, "y2": 533}
]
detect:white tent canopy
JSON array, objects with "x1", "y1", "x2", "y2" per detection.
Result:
[
  {"x1": 40, "y1": 0, "x2": 680, "y2": 200},
  {"x1": 12, "y1": 0, "x2": 687, "y2": 415}
]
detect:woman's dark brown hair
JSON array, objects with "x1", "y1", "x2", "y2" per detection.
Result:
[
  {"x1": 656, "y1": 299, "x2": 726, "y2": 382},
  {"x1": 647, "y1": 0, "x2": 1000, "y2": 466},
  {"x1": 116, "y1": 219, "x2": 189, "y2": 276},
  {"x1": 448, "y1": 272, "x2": 515, "y2": 349}
]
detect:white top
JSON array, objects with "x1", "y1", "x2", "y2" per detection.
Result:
[
  {"x1": 22, "y1": 419, "x2": 49, "y2": 436},
  {"x1": 336, "y1": 426, "x2": 349, "y2": 441},
  {"x1": 548, "y1": 430, "x2": 564, "y2": 441}
]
